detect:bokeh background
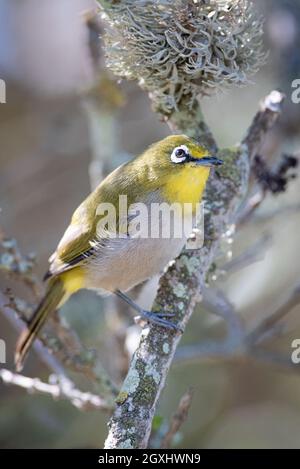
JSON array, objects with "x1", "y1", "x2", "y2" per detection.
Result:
[{"x1": 1, "y1": 0, "x2": 300, "y2": 448}]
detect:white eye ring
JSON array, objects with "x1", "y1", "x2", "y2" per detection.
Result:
[{"x1": 171, "y1": 145, "x2": 189, "y2": 164}]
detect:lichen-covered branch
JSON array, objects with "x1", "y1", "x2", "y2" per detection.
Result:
[
  {"x1": 105, "y1": 91, "x2": 284, "y2": 449},
  {"x1": 167, "y1": 97, "x2": 218, "y2": 154},
  {"x1": 242, "y1": 90, "x2": 285, "y2": 161}
]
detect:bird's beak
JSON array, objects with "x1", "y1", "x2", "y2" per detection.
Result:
[{"x1": 194, "y1": 156, "x2": 223, "y2": 167}]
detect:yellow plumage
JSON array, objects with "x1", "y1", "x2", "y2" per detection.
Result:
[
  {"x1": 59, "y1": 268, "x2": 86, "y2": 301},
  {"x1": 163, "y1": 164, "x2": 210, "y2": 210}
]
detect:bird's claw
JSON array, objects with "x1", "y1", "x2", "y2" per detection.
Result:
[
  {"x1": 137, "y1": 310, "x2": 181, "y2": 332},
  {"x1": 156, "y1": 312, "x2": 175, "y2": 318}
]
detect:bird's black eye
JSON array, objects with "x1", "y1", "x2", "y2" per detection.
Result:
[
  {"x1": 175, "y1": 148, "x2": 186, "y2": 158},
  {"x1": 171, "y1": 145, "x2": 189, "y2": 164}
]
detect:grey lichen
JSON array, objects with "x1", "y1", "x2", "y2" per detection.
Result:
[
  {"x1": 122, "y1": 368, "x2": 140, "y2": 394},
  {"x1": 217, "y1": 147, "x2": 248, "y2": 188},
  {"x1": 204, "y1": 147, "x2": 250, "y2": 215},
  {"x1": 118, "y1": 438, "x2": 134, "y2": 449},
  {"x1": 145, "y1": 362, "x2": 161, "y2": 385},
  {"x1": 178, "y1": 255, "x2": 200, "y2": 275},
  {"x1": 172, "y1": 283, "x2": 187, "y2": 299},
  {"x1": 101, "y1": 0, "x2": 266, "y2": 113}
]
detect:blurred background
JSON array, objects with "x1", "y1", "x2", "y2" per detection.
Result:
[{"x1": 1, "y1": 0, "x2": 300, "y2": 449}]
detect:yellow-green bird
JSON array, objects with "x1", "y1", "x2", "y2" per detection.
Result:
[{"x1": 15, "y1": 135, "x2": 222, "y2": 371}]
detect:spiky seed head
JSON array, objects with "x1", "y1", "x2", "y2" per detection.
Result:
[{"x1": 100, "y1": 0, "x2": 266, "y2": 114}]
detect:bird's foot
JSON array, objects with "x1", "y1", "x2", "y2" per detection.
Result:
[
  {"x1": 136, "y1": 310, "x2": 182, "y2": 332},
  {"x1": 114, "y1": 289, "x2": 182, "y2": 332}
]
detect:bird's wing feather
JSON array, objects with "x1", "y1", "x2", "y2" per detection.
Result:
[
  {"x1": 46, "y1": 199, "x2": 98, "y2": 278},
  {"x1": 45, "y1": 161, "x2": 145, "y2": 279}
]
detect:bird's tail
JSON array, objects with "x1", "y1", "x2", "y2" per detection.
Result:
[{"x1": 15, "y1": 277, "x2": 65, "y2": 372}]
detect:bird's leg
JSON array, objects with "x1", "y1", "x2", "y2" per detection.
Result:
[{"x1": 114, "y1": 289, "x2": 180, "y2": 331}]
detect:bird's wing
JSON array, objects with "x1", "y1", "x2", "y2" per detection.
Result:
[
  {"x1": 45, "y1": 197, "x2": 99, "y2": 279},
  {"x1": 45, "y1": 161, "x2": 139, "y2": 280}
]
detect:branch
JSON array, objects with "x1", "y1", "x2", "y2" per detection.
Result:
[
  {"x1": 160, "y1": 388, "x2": 194, "y2": 449},
  {"x1": 242, "y1": 90, "x2": 285, "y2": 161},
  {"x1": 1, "y1": 291, "x2": 118, "y2": 402},
  {"x1": 0, "y1": 368, "x2": 111, "y2": 411},
  {"x1": 221, "y1": 233, "x2": 272, "y2": 275},
  {"x1": 246, "y1": 284, "x2": 300, "y2": 345},
  {"x1": 0, "y1": 234, "x2": 118, "y2": 404},
  {"x1": 175, "y1": 289, "x2": 245, "y2": 363},
  {"x1": 105, "y1": 90, "x2": 284, "y2": 448},
  {"x1": 167, "y1": 97, "x2": 218, "y2": 154},
  {"x1": 175, "y1": 282, "x2": 300, "y2": 372},
  {"x1": 0, "y1": 291, "x2": 67, "y2": 377},
  {"x1": 237, "y1": 151, "x2": 298, "y2": 227}
]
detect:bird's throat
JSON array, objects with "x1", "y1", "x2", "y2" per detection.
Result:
[{"x1": 162, "y1": 166, "x2": 210, "y2": 211}]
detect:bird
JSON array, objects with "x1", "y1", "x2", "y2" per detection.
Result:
[{"x1": 15, "y1": 134, "x2": 222, "y2": 371}]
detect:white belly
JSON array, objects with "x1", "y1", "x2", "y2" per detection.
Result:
[{"x1": 85, "y1": 235, "x2": 185, "y2": 293}]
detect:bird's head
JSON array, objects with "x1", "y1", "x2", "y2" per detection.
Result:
[
  {"x1": 139, "y1": 135, "x2": 223, "y2": 205},
  {"x1": 145, "y1": 134, "x2": 222, "y2": 170}
]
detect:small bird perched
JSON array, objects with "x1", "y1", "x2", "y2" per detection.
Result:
[{"x1": 15, "y1": 135, "x2": 222, "y2": 371}]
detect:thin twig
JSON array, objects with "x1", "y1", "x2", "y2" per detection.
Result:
[
  {"x1": 0, "y1": 234, "x2": 118, "y2": 402},
  {"x1": 160, "y1": 388, "x2": 194, "y2": 449},
  {"x1": 251, "y1": 202, "x2": 300, "y2": 224},
  {"x1": 221, "y1": 233, "x2": 272, "y2": 275},
  {"x1": 175, "y1": 283, "x2": 300, "y2": 370},
  {"x1": 0, "y1": 368, "x2": 112, "y2": 411},
  {"x1": 236, "y1": 189, "x2": 265, "y2": 227},
  {"x1": 175, "y1": 289, "x2": 245, "y2": 364},
  {"x1": 246, "y1": 285, "x2": 300, "y2": 345}
]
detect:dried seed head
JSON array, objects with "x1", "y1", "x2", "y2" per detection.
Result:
[{"x1": 101, "y1": 0, "x2": 266, "y2": 114}]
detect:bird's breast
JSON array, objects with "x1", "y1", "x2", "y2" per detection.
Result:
[{"x1": 84, "y1": 188, "x2": 199, "y2": 293}]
